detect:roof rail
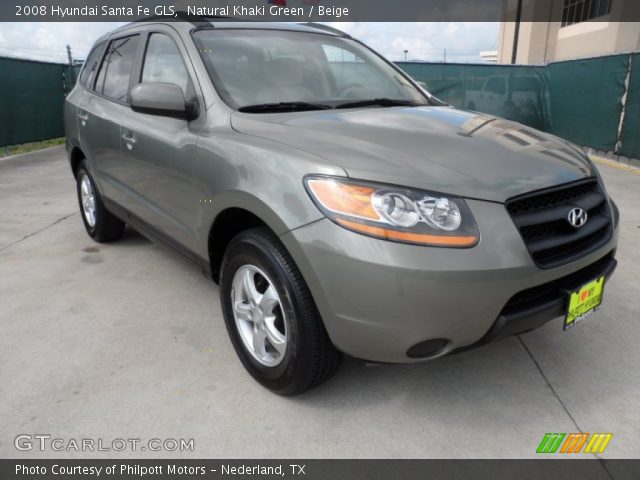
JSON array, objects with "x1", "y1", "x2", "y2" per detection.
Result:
[
  {"x1": 299, "y1": 22, "x2": 351, "y2": 38},
  {"x1": 133, "y1": 11, "x2": 217, "y2": 27}
]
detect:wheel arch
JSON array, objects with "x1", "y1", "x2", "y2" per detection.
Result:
[
  {"x1": 208, "y1": 207, "x2": 268, "y2": 283},
  {"x1": 69, "y1": 146, "x2": 86, "y2": 178},
  {"x1": 204, "y1": 189, "x2": 322, "y2": 283}
]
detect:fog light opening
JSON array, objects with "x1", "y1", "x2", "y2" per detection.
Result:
[{"x1": 407, "y1": 339, "x2": 449, "y2": 359}]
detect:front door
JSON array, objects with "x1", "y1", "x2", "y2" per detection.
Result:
[{"x1": 118, "y1": 30, "x2": 201, "y2": 254}]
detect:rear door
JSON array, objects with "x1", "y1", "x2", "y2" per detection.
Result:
[
  {"x1": 118, "y1": 28, "x2": 201, "y2": 253},
  {"x1": 79, "y1": 34, "x2": 142, "y2": 206},
  {"x1": 66, "y1": 40, "x2": 105, "y2": 155}
]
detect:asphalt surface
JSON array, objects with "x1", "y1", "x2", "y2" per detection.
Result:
[{"x1": 1, "y1": 145, "x2": 638, "y2": 459}]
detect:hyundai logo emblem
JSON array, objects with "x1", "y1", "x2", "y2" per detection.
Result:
[{"x1": 568, "y1": 207, "x2": 588, "y2": 228}]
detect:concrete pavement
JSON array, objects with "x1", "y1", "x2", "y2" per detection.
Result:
[{"x1": 0, "y1": 146, "x2": 638, "y2": 459}]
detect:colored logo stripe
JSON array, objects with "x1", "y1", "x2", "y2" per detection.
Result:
[
  {"x1": 537, "y1": 433, "x2": 566, "y2": 453},
  {"x1": 584, "y1": 433, "x2": 613, "y2": 454},
  {"x1": 537, "y1": 433, "x2": 613, "y2": 454},
  {"x1": 560, "y1": 433, "x2": 589, "y2": 453}
]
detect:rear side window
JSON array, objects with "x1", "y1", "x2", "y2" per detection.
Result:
[
  {"x1": 79, "y1": 41, "x2": 105, "y2": 88},
  {"x1": 95, "y1": 35, "x2": 140, "y2": 103},
  {"x1": 141, "y1": 33, "x2": 189, "y2": 95}
]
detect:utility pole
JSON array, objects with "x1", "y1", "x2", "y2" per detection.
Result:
[
  {"x1": 404, "y1": 50, "x2": 408, "y2": 61},
  {"x1": 66, "y1": 45, "x2": 75, "y2": 84},
  {"x1": 511, "y1": 0, "x2": 523, "y2": 64}
]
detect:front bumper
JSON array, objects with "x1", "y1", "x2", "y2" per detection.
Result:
[{"x1": 280, "y1": 198, "x2": 619, "y2": 363}]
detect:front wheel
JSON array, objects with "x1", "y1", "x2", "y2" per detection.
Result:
[{"x1": 219, "y1": 227, "x2": 341, "y2": 395}]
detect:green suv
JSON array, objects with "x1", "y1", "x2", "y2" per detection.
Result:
[{"x1": 65, "y1": 19, "x2": 619, "y2": 394}]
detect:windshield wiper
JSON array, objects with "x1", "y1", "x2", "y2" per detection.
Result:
[
  {"x1": 238, "y1": 102, "x2": 333, "y2": 113},
  {"x1": 335, "y1": 98, "x2": 426, "y2": 109}
]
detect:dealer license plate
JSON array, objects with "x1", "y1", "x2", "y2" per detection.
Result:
[{"x1": 564, "y1": 276, "x2": 605, "y2": 330}]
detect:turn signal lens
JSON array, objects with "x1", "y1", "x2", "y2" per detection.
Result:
[
  {"x1": 304, "y1": 176, "x2": 479, "y2": 247},
  {"x1": 336, "y1": 219, "x2": 478, "y2": 247},
  {"x1": 306, "y1": 179, "x2": 379, "y2": 221}
]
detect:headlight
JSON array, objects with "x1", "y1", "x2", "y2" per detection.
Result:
[{"x1": 304, "y1": 176, "x2": 479, "y2": 247}]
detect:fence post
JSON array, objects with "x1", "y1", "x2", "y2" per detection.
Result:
[{"x1": 614, "y1": 54, "x2": 633, "y2": 155}]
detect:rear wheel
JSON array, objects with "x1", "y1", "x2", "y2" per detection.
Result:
[
  {"x1": 220, "y1": 227, "x2": 341, "y2": 395},
  {"x1": 76, "y1": 162, "x2": 125, "y2": 242}
]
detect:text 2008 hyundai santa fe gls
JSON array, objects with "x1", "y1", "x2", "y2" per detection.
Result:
[{"x1": 65, "y1": 19, "x2": 619, "y2": 395}]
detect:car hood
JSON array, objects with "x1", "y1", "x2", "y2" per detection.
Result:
[{"x1": 230, "y1": 106, "x2": 595, "y2": 202}]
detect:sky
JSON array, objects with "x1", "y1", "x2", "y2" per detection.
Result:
[{"x1": 0, "y1": 22, "x2": 499, "y2": 64}]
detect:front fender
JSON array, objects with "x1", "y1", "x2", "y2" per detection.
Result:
[{"x1": 193, "y1": 131, "x2": 345, "y2": 258}]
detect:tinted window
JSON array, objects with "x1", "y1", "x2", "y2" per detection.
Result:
[
  {"x1": 95, "y1": 35, "x2": 140, "y2": 102},
  {"x1": 79, "y1": 42, "x2": 105, "y2": 88},
  {"x1": 141, "y1": 33, "x2": 189, "y2": 94}
]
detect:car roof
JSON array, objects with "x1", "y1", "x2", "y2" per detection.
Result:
[{"x1": 96, "y1": 19, "x2": 348, "y2": 43}]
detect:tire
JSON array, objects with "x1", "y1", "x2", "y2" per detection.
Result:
[
  {"x1": 76, "y1": 161, "x2": 125, "y2": 242},
  {"x1": 220, "y1": 227, "x2": 341, "y2": 395}
]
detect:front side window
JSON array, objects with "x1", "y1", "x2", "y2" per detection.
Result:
[
  {"x1": 192, "y1": 29, "x2": 427, "y2": 109},
  {"x1": 95, "y1": 35, "x2": 140, "y2": 103},
  {"x1": 141, "y1": 33, "x2": 190, "y2": 95}
]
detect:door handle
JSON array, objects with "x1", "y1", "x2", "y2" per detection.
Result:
[
  {"x1": 78, "y1": 111, "x2": 89, "y2": 126},
  {"x1": 122, "y1": 131, "x2": 136, "y2": 150}
]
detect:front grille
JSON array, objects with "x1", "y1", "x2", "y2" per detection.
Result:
[{"x1": 506, "y1": 179, "x2": 612, "y2": 269}]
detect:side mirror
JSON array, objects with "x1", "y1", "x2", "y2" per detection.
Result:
[
  {"x1": 130, "y1": 83, "x2": 195, "y2": 119},
  {"x1": 416, "y1": 81, "x2": 429, "y2": 91}
]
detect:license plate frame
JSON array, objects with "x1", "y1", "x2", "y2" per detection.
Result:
[{"x1": 564, "y1": 276, "x2": 605, "y2": 331}]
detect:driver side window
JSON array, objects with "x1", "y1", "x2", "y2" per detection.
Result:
[{"x1": 141, "y1": 33, "x2": 190, "y2": 96}]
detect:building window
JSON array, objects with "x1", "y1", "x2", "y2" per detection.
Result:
[{"x1": 561, "y1": 0, "x2": 612, "y2": 27}]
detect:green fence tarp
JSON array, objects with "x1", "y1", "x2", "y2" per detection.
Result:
[
  {"x1": 398, "y1": 62, "x2": 547, "y2": 130},
  {"x1": 398, "y1": 56, "x2": 633, "y2": 153},
  {"x1": 619, "y1": 53, "x2": 640, "y2": 159},
  {"x1": 0, "y1": 54, "x2": 638, "y2": 158},
  {"x1": 543, "y1": 54, "x2": 629, "y2": 153},
  {"x1": 0, "y1": 57, "x2": 76, "y2": 147}
]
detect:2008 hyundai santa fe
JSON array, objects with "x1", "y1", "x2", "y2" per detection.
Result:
[{"x1": 65, "y1": 18, "x2": 619, "y2": 395}]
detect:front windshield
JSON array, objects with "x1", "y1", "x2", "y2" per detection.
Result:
[{"x1": 192, "y1": 29, "x2": 429, "y2": 110}]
